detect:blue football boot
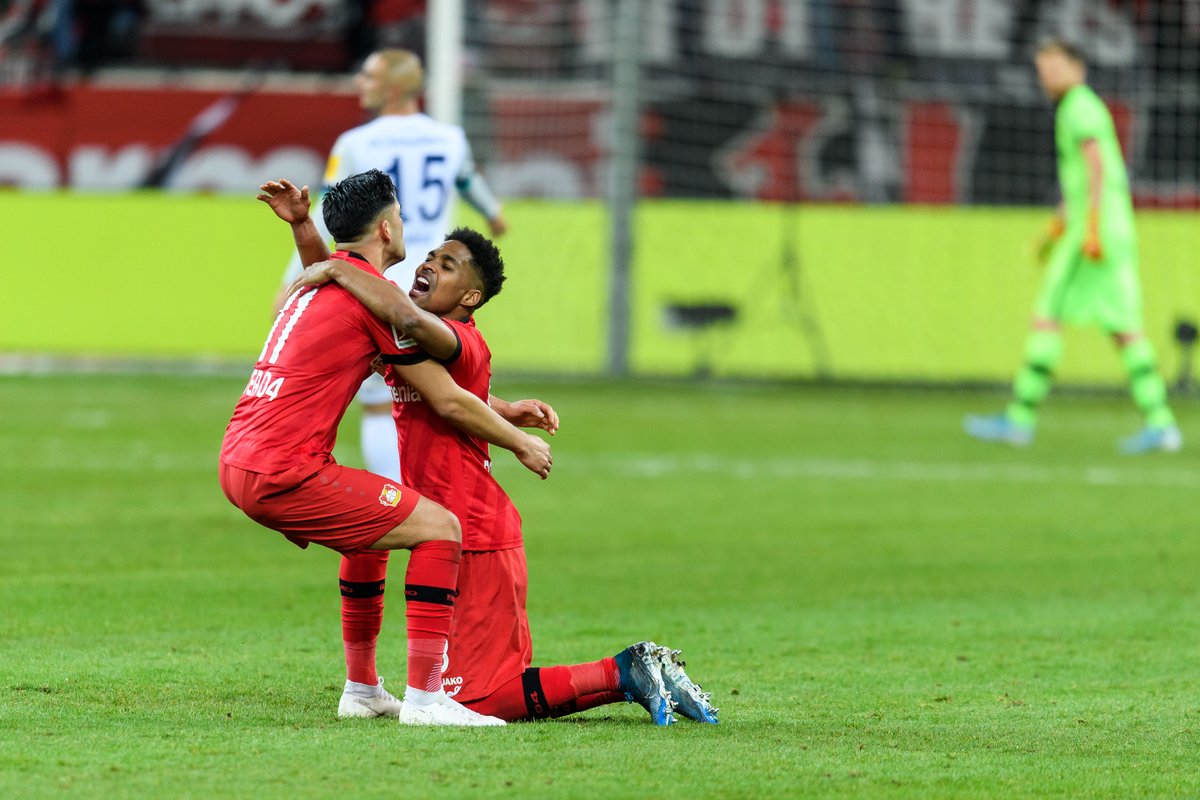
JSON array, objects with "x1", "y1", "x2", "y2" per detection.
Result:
[
  {"x1": 614, "y1": 641, "x2": 676, "y2": 725},
  {"x1": 651, "y1": 645, "x2": 719, "y2": 724},
  {"x1": 1119, "y1": 425, "x2": 1182, "y2": 455},
  {"x1": 964, "y1": 414, "x2": 1034, "y2": 447}
]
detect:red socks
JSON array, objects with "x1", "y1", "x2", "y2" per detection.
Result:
[
  {"x1": 338, "y1": 550, "x2": 390, "y2": 685},
  {"x1": 465, "y1": 658, "x2": 622, "y2": 721},
  {"x1": 567, "y1": 658, "x2": 620, "y2": 696},
  {"x1": 403, "y1": 539, "x2": 461, "y2": 692}
]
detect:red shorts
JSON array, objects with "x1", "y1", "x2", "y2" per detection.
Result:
[
  {"x1": 443, "y1": 547, "x2": 533, "y2": 705},
  {"x1": 219, "y1": 460, "x2": 422, "y2": 556}
]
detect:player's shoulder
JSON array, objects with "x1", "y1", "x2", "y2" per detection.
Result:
[
  {"x1": 449, "y1": 317, "x2": 490, "y2": 357},
  {"x1": 411, "y1": 112, "x2": 464, "y2": 132},
  {"x1": 1063, "y1": 84, "x2": 1106, "y2": 114},
  {"x1": 406, "y1": 113, "x2": 468, "y2": 146},
  {"x1": 445, "y1": 316, "x2": 484, "y2": 338},
  {"x1": 334, "y1": 118, "x2": 379, "y2": 144}
]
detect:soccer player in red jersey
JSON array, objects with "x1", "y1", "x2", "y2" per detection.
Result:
[
  {"x1": 220, "y1": 170, "x2": 552, "y2": 727},
  {"x1": 285, "y1": 210, "x2": 720, "y2": 725}
]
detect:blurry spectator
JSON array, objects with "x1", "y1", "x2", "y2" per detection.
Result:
[
  {"x1": 1146, "y1": 0, "x2": 1200, "y2": 80},
  {"x1": 74, "y1": 0, "x2": 144, "y2": 72},
  {"x1": 0, "y1": 0, "x2": 54, "y2": 81},
  {"x1": 1, "y1": 0, "x2": 39, "y2": 45},
  {"x1": 368, "y1": 0, "x2": 426, "y2": 52},
  {"x1": 480, "y1": 0, "x2": 568, "y2": 74}
]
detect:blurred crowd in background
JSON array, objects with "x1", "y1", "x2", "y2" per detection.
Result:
[{"x1": 3, "y1": 2, "x2": 1197, "y2": 80}]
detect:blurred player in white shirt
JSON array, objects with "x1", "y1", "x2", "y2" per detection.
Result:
[{"x1": 278, "y1": 48, "x2": 507, "y2": 480}]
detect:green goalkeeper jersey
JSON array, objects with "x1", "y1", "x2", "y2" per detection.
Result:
[{"x1": 1055, "y1": 84, "x2": 1135, "y2": 243}]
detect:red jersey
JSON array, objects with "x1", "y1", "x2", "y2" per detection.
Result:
[
  {"x1": 386, "y1": 317, "x2": 522, "y2": 552},
  {"x1": 221, "y1": 252, "x2": 421, "y2": 475}
]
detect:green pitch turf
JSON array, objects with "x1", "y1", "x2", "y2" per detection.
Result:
[{"x1": 2, "y1": 374, "x2": 1199, "y2": 798}]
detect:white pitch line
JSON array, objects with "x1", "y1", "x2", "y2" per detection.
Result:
[
  {"x1": 8, "y1": 447, "x2": 1200, "y2": 490},
  {"x1": 524, "y1": 454, "x2": 1200, "y2": 489}
]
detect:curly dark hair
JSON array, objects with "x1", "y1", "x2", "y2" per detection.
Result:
[
  {"x1": 322, "y1": 169, "x2": 399, "y2": 242},
  {"x1": 446, "y1": 226, "x2": 506, "y2": 309}
]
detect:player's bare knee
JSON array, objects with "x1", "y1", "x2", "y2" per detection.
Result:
[{"x1": 430, "y1": 507, "x2": 462, "y2": 544}]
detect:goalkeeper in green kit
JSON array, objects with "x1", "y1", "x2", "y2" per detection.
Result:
[{"x1": 966, "y1": 39, "x2": 1181, "y2": 454}]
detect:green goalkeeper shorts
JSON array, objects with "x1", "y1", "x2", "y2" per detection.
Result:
[{"x1": 1034, "y1": 233, "x2": 1143, "y2": 333}]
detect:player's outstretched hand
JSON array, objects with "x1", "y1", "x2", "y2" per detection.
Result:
[
  {"x1": 503, "y1": 399, "x2": 559, "y2": 435},
  {"x1": 285, "y1": 260, "x2": 337, "y2": 297},
  {"x1": 257, "y1": 179, "x2": 311, "y2": 225},
  {"x1": 515, "y1": 433, "x2": 552, "y2": 480}
]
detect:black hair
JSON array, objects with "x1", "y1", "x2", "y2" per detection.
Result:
[
  {"x1": 322, "y1": 169, "x2": 399, "y2": 242},
  {"x1": 1038, "y1": 38, "x2": 1086, "y2": 66},
  {"x1": 446, "y1": 227, "x2": 506, "y2": 309}
]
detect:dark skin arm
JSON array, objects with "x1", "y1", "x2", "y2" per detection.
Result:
[
  {"x1": 293, "y1": 266, "x2": 560, "y2": 434},
  {"x1": 288, "y1": 261, "x2": 461, "y2": 362},
  {"x1": 489, "y1": 396, "x2": 559, "y2": 436},
  {"x1": 394, "y1": 360, "x2": 552, "y2": 479}
]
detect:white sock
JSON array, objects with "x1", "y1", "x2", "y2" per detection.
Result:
[
  {"x1": 404, "y1": 686, "x2": 443, "y2": 707},
  {"x1": 344, "y1": 679, "x2": 380, "y2": 697},
  {"x1": 361, "y1": 411, "x2": 401, "y2": 480}
]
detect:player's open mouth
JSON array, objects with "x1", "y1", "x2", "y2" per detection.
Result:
[{"x1": 411, "y1": 274, "x2": 432, "y2": 296}]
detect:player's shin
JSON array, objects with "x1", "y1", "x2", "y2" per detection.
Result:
[
  {"x1": 339, "y1": 550, "x2": 389, "y2": 686},
  {"x1": 1121, "y1": 338, "x2": 1176, "y2": 429},
  {"x1": 402, "y1": 539, "x2": 461, "y2": 699},
  {"x1": 1006, "y1": 329, "x2": 1063, "y2": 427},
  {"x1": 466, "y1": 663, "x2": 622, "y2": 721}
]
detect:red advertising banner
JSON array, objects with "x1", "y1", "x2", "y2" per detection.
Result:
[
  {"x1": 1, "y1": 82, "x2": 1191, "y2": 209},
  {"x1": 0, "y1": 83, "x2": 364, "y2": 191}
]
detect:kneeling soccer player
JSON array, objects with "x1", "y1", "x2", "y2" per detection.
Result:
[{"x1": 286, "y1": 220, "x2": 720, "y2": 725}]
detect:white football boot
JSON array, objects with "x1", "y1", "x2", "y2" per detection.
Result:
[
  {"x1": 398, "y1": 691, "x2": 507, "y2": 727},
  {"x1": 338, "y1": 677, "x2": 405, "y2": 718}
]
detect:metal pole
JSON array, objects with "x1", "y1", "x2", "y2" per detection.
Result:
[
  {"x1": 426, "y1": 0, "x2": 464, "y2": 125},
  {"x1": 607, "y1": 0, "x2": 641, "y2": 376}
]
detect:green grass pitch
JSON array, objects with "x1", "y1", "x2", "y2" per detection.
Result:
[{"x1": 2, "y1": 373, "x2": 1199, "y2": 798}]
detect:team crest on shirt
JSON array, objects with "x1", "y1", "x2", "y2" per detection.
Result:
[{"x1": 378, "y1": 484, "x2": 402, "y2": 507}]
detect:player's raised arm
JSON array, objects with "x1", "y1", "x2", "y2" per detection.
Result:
[
  {"x1": 259, "y1": 179, "x2": 333, "y2": 269},
  {"x1": 396, "y1": 361, "x2": 551, "y2": 479}
]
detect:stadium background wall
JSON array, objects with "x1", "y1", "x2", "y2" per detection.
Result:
[{"x1": 4, "y1": 191, "x2": 1196, "y2": 385}]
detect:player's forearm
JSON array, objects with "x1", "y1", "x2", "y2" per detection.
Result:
[
  {"x1": 327, "y1": 262, "x2": 425, "y2": 331},
  {"x1": 291, "y1": 218, "x2": 332, "y2": 267},
  {"x1": 326, "y1": 264, "x2": 457, "y2": 358},
  {"x1": 488, "y1": 395, "x2": 512, "y2": 418},
  {"x1": 434, "y1": 390, "x2": 529, "y2": 453},
  {"x1": 1082, "y1": 140, "x2": 1104, "y2": 217}
]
